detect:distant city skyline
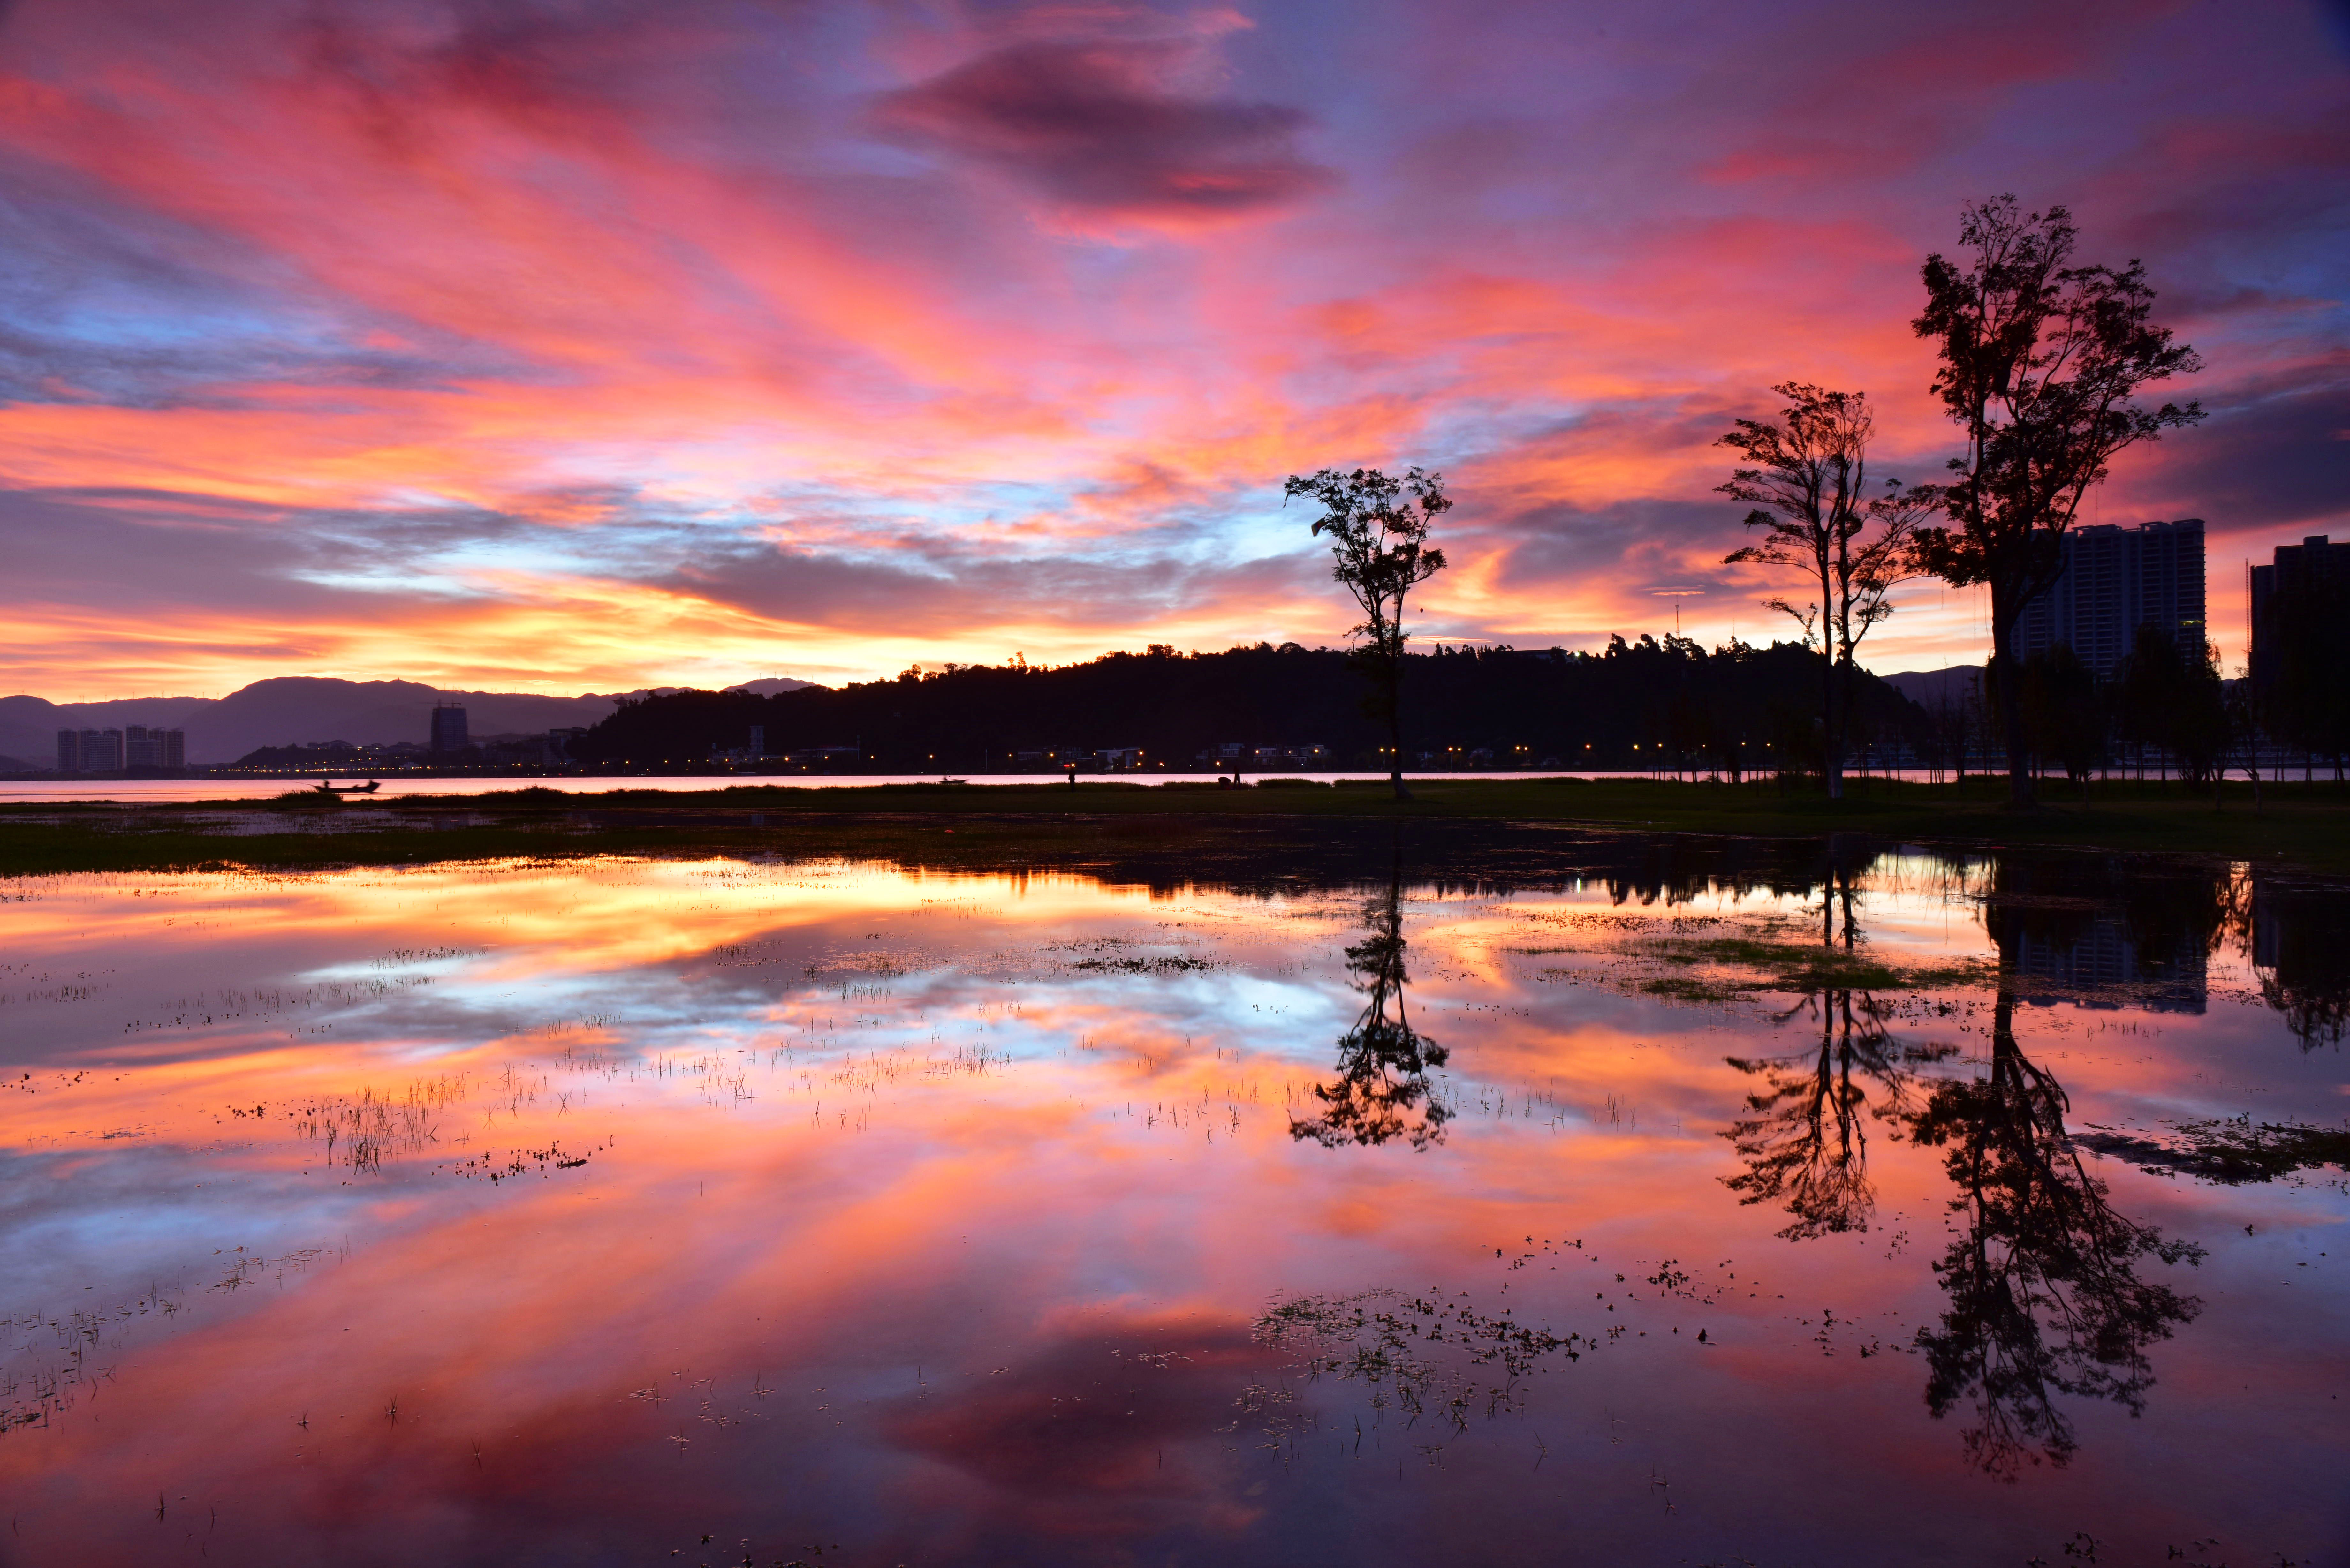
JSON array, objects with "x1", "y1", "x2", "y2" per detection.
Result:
[{"x1": 0, "y1": 2, "x2": 2342, "y2": 701}]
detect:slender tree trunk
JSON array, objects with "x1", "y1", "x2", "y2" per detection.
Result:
[
  {"x1": 1990, "y1": 606, "x2": 2034, "y2": 808},
  {"x1": 1821, "y1": 642, "x2": 1842, "y2": 802},
  {"x1": 1386, "y1": 651, "x2": 1411, "y2": 802}
]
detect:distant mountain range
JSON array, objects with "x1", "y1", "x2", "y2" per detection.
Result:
[
  {"x1": 1878, "y1": 667, "x2": 1985, "y2": 709},
  {"x1": 0, "y1": 676, "x2": 812, "y2": 767}
]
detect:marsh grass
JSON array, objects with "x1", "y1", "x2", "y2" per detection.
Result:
[
  {"x1": 1627, "y1": 935, "x2": 1987, "y2": 998},
  {"x1": 11, "y1": 775, "x2": 2350, "y2": 878},
  {"x1": 1248, "y1": 1288, "x2": 1592, "y2": 1447}
]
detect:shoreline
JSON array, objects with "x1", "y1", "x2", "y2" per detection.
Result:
[{"x1": 4, "y1": 776, "x2": 2346, "y2": 878}]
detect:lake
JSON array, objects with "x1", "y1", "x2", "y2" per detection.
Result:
[{"x1": 2, "y1": 824, "x2": 2343, "y2": 1565}]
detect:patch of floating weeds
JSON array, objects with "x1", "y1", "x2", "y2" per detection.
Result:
[
  {"x1": 1072, "y1": 954, "x2": 1220, "y2": 975},
  {"x1": 1523, "y1": 915, "x2": 1990, "y2": 1005},
  {"x1": 2078, "y1": 1116, "x2": 2350, "y2": 1188},
  {"x1": 1251, "y1": 1288, "x2": 1591, "y2": 1436},
  {"x1": 439, "y1": 1137, "x2": 615, "y2": 1182}
]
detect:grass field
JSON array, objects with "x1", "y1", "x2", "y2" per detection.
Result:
[{"x1": 4, "y1": 773, "x2": 2348, "y2": 879}]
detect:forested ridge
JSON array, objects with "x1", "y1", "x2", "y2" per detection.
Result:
[{"x1": 570, "y1": 637, "x2": 1930, "y2": 773}]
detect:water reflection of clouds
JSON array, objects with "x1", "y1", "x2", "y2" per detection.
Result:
[{"x1": 0, "y1": 850, "x2": 2343, "y2": 1563}]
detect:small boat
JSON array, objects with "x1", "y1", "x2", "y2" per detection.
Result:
[{"x1": 312, "y1": 778, "x2": 383, "y2": 795}]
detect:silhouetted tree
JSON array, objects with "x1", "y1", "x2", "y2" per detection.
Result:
[
  {"x1": 2218, "y1": 669, "x2": 2263, "y2": 813},
  {"x1": 2114, "y1": 626, "x2": 2184, "y2": 781},
  {"x1": 2114, "y1": 629, "x2": 2226, "y2": 787},
  {"x1": 2018, "y1": 644, "x2": 2103, "y2": 794},
  {"x1": 1720, "y1": 384, "x2": 1930, "y2": 798},
  {"x1": 1284, "y1": 467, "x2": 1451, "y2": 800},
  {"x1": 1292, "y1": 850, "x2": 1451, "y2": 1150},
  {"x1": 1910, "y1": 197, "x2": 2203, "y2": 807}
]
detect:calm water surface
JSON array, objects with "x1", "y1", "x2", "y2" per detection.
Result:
[{"x1": 2, "y1": 829, "x2": 2344, "y2": 1565}]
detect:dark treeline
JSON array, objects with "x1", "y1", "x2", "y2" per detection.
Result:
[{"x1": 569, "y1": 637, "x2": 1929, "y2": 775}]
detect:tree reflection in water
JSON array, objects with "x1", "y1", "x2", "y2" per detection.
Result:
[
  {"x1": 1292, "y1": 851, "x2": 1451, "y2": 1150},
  {"x1": 1724, "y1": 862, "x2": 1946, "y2": 1239},
  {"x1": 1906, "y1": 877, "x2": 2206, "y2": 1477},
  {"x1": 1719, "y1": 856, "x2": 2209, "y2": 1476},
  {"x1": 1725, "y1": 990, "x2": 1925, "y2": 1239}
]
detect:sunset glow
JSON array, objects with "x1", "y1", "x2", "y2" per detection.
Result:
[{"x1": 3, "y1": 1, "x2": 2345, "y2": 698}]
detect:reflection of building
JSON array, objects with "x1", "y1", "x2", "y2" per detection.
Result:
[
  {"x1": 2015, "y1": 919, "x2": 2207, "y2": 1013},
  {"x1": 429, "y1": 705, "x2": 469, "y2": 753},
  {"x1": 2248, "y1": 534, "x2": 2350, "y2": 692},
  {"x1": 2250, "y1": 879, "x2": 2350, "y2": 1048},
  {"x1": 2017, "y1": 518, "x2": 2205, "y2": 677}
]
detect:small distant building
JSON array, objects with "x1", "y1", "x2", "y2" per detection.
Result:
[
  {"x1": 2249, "y1": 534, "x2": 2350, "y2": 693},
  {"x1": 546, "y1": 727, "x2": 590, "y2": 764},
  {"x1": 429, "y1": 704, "x2": 469, "y2": 753},
  {"x1": 1013, "y1": 746, "x2": 1142, "y2": 771},
  {"x1": 2016, "y1": 518, "x2": 2206, "y2": 677},
  {"x1": 1196, "y1": 742, "x2": 1330, "y2": 770}
]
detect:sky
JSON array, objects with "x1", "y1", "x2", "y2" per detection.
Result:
[{"x1": 1, "y1": 0, "x2": 2345, "y2": 700}]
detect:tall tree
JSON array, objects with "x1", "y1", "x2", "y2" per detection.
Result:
[
  {"x1": 1910, "y1": 197, "x2": 2203, "y2": 806},
  {"x1": 1284, "y1": 466, "x2": 1451, "y2": 800},
  {"x1": 1719, "y1": 385, "x2": 1929, "y2": 799}
]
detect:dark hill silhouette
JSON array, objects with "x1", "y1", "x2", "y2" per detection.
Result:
[
  {"x1": 1881, "y1": 667, "x2": 1985, "y2": 711},
  {"x1": 0, "y1": 676, "x2": 804, "y2": 766},
  {"x1": 572, "y1": 638, "x2": 1927, "y2": 773}
]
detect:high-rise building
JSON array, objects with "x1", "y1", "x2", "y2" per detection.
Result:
[
  {"x1": 75, "y1": 728, "x2": 124, "y2": 771},
  {"x1": 2249, "y1": 535, "x2": 2350, "y2": 693},
  {"x1": 56, "y1": 729, "x2": 80, "y2": 773},
  {"x1": 123, "y1": 725, "x2": 186, "y2": 769},
  {"x1": 2016, "y1": 518, "x2": 2205, "y2": 678},
  {"x1": 430, "y1": 705, "x2": 469, "y2": 753}
]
